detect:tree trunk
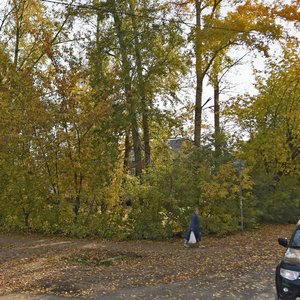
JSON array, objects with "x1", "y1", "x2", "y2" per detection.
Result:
[
  {"x1": 194, "y1": 0, "x2": 203, "y2": 147},
  {"x1": 123, "y1": 131, "x2": 131, "y2": 171},
  {"x1": 14, "y1": 23, "x2": 20, "y2": 69},
  {"x1": 13, "y1": 0, "x2": 26, "y2": 69},
  {"x1": 73, "y1": 195, "x2": 80, "y2": 223},
  {"x1": 212, "y1": 6, "x2": 222, "y2": 159},
  {"x1": 131, "y1": 117, "x2": 142, "y2": 176},
  {"x1": 129, "y1": 0, "x2": 151, "y2": 166},
  {"x1": 109, "y1": 0, "x2": 143, "y2": 176},
  {"x1": 142, "y1": 112, "x2": 151, "y2": 166},
  {"x1": 25, "y1": 213, "x2": 30, "y2": 228},
  {"x1": 214, "y1": 81, "x2": 221, "y2": 158}
]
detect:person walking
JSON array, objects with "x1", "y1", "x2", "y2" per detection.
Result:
[{"x1": 184, "y1": 207, "x2": 201, "y2": 248}]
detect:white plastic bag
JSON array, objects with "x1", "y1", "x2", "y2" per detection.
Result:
[{"x1": 188, "y1": 231, "x2": 196, "y2": 244}]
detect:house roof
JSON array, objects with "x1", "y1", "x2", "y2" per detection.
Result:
[{"x1": 167, "y1": 137, "x2": 190, "y2": 151}]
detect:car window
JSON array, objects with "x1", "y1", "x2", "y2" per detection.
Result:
[{"x1": 290, "y1": 229, "x2": 300, "y2": 248}]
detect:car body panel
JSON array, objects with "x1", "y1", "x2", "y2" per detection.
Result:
[
  {"x1": 276, "y1": 224, "x2": 300, "y2": 300},
  {"x1": 284, "y1": 248, "x2": 300, "y2": 265}
]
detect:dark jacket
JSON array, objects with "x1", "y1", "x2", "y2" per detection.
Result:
[{"x1": 185, "y1": 212, "x2": 201, "y2": 242}]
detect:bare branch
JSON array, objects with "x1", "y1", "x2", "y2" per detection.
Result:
[
  {"x1": 29, "y1": 0, "x2": 76, "y2": 70},
  {"x1": 0, "y1": 6, "x2": 14, "y2": 33}
]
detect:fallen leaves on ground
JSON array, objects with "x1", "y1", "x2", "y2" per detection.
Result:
[{"x1": 0, "y1": 224, "x2": 294, "y2": 297}]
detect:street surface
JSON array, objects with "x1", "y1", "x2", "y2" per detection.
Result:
[{"x1": 0, "y1": 225, "x2": 291, "y2": 299}]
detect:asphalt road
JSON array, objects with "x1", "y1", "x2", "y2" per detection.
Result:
[{"x1": 96, "y1": 270, "x2": 277, "y2": 300}]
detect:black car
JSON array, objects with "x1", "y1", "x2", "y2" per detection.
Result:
[{"x1": 276, "y1": 224, "x2": 300, "y2": 300}]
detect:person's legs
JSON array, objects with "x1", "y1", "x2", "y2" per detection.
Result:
[
  {"x1": 184, "y1": 229, "x2": 191, "y2": 247},
  {"x1": 183, "y1": 239, "x2": 190, "y2": 247}
]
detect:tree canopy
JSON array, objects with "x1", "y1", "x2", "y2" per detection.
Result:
[{"x1": 0, "y1": 0, "x2": 299, "y2": 238}]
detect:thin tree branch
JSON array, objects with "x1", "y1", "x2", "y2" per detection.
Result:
[{"x1": 29, "y1": 0, "x2": 76, "y2": 70}]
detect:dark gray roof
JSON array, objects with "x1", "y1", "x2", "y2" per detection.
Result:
[{"x1": 167, "y1": 137, "x2": 190, "y2": 151}]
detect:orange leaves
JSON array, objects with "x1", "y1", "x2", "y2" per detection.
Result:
[
  {"x1": 273, "y1": 3, "x2": 300, "y2": 24},
  {"x1": 0, "y1": 225, "x2": 295, "y2": 297},
  {"x1": 228, "y1": 1, "x2": 281, "y2": 35},
  {"x1": 42, "y1": 31, "x2": 54, "y2": 59}
]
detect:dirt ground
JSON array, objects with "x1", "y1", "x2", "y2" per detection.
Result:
[{"x1": 0, "y1": 224, "x2": 294, "y2": 299}]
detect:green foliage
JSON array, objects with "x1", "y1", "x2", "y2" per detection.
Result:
[
  {"x1": 252, "y1": 174, "x2": 300, "y2": 224},
  {"x1": 119, "y1": 145, "x2": 255, "y2": 238},
  {"x1": 228, "y1": 47, "x2": 300, "y2": 229},
  {"x1": 120, "y1": 175, "x2": 168, "y2": 239},
  {"x1": 0, "y1": 0, "x2": 298, "y2": 240}
]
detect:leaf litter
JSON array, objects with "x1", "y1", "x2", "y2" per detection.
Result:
[{"x1": 0, "y1": 224, "x2": 294, "y2": 297}]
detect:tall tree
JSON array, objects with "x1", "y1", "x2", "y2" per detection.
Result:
[
  {"x1": 230, "y1": 46, "x2": 300, "y2": 185},
  {"x1": 175, "y1": 0, "x2": 284, "y2": 146},
  {"x1": 108, "y1": 0, "x2": 143, "y2": 176},
  {"x1": 129, "y1": 0, "x2": 151, "y2": 166}
]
